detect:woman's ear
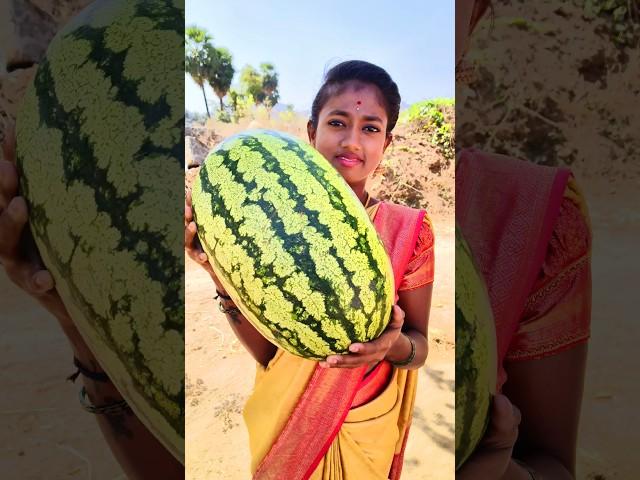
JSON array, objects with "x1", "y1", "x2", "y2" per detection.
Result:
[
  {"x1": 383, "y1": 133, "x2": 393, "y2": 153},
  {"x1": 307, "y1": 120, "x2": 316, "y2": 146}
]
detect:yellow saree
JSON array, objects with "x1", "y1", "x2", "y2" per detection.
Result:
[{"x1": 243, "y1": 202, "x2": 433, "y2": 480}]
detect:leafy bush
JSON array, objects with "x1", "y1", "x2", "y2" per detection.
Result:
[
  {"x1": 400, "y1": 99, "x2": 455, "y2": 162},
  {"x1": 584, "y1": 0, "x2": 640, "y2": 46}
]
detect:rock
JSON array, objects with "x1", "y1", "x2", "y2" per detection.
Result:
[
  {"x1": 185, "y1": 136, "x2": 209, "y2": 169},
  {"x1": 185, "y1": 125, "x2": 220, "y2": 149},
  {"x1": 0, "y1": 0, "x2": 93, "y2": 141}
]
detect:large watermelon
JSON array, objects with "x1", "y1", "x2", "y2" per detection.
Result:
[
  {"x1": 455, "y1": 226, "x2": 497, "y2": 469},
  {"x1": 191, "y1": 130, "x2": 395, "y2": 359},
  {"x1": 15, "y1": 0, "x2": 184, "y2": 462}
]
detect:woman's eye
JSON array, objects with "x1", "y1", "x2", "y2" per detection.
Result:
[
  {"x1": 364, "y1": 125, "x2": 381, "y2": 133},
  {"x1": 328, "y1": 120, "x2": 344, "y2": 127}
]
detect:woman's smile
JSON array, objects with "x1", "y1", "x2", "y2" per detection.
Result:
[{"x1": 335, "y1": 152, "x2": 364, "y2": 168}]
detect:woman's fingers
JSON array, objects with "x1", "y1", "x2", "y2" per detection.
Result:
[
  {"x1": 184, "y1": 221, "x2": 206, "y2": 259},
  {"x1": 0, "y1": 196, "x2": 28, "y2": 262},
  {"x1": 184, "y1": 190, "x2": 194, "y2": 225},
  {"x1": 0, "y1": 160, "x2": 19, "y2": 210},
  {"x1": 390, "y1": 304, "x2": 405, "y2": 327},
  {"x1": 485, "y1": 394, "x2": 521, "y2": 448},
  {"x1": 320, "y1": 304, "x2": 407, "y2": 368},
  {"x1": 1, "y1": 123, "x2": 16, "y2": 164},
  {"x1": 30, "y1": 269, "x2": 56, "y2": 293}
]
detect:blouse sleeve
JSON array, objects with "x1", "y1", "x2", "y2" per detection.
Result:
[
  {"x1": 398, "y1": 214, "x2": 435, "y2": 292},
  {"x1": 505, "y1": 177, "x2": 592, "y2": 361}
]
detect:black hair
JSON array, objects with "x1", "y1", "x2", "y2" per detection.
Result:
[{"x1": 309, "y1": 60, "x2": 401, "y2": 134}]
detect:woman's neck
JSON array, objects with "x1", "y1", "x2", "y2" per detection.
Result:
[{"x1": 350, "y1": 183, "x2": 368, "y2": 206}]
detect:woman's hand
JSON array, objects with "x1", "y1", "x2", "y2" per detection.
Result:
[
  {"x1": 1, "y1": 130, "x2": 100, "y2": 361},
  {"x1": 1, "y1": 133, "x2": 69, "y2": 319},
  {"x1": 457, "y1": 394, "x2": 522, "y2": 479},
  {"x1": 184, "y1": 190, "x2": 227, "y2": 290},
  {"x1": 320, "y1": 304, "x2": 405, "y2": 369}
]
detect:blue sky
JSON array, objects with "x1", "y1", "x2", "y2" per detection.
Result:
[{"x1": 185, "y1": 0, "x2": 454, "y2": 113}]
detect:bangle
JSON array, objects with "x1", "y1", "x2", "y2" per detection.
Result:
[
  {"x1": 78, "y1": 386, "x2": 130, "y2": 415},
  {"x1": 388, "y1": 333, "x2": 416, "y2": 367},
  {"x1": 67, "y1": 357, "x2": 110, "y2": 383},
  {"x1": 218, "y1": 302, "x2": 241, "y2": 315},
  {"x1": 214, "y1": 290, "x2": 232, "y2": 301}
]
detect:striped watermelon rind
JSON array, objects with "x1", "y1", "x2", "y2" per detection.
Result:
[
  {"x1": 455, "y1": 226, "x2": 497, "y2": 469},
  {"x1": 191, "y1": 129, "x2": 395, "y2": 359},
  {"x1": 16, "y1": 0, "x2": 184, "y2": 462}
]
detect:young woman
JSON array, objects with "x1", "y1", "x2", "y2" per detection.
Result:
[
  {"x1": 185, "y1": 60, "x2": 434, "y2": 479},
  {"x1": 455, "y1": 1, "x2": 592, "y2": 478}
]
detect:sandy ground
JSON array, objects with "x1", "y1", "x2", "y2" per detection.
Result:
[
  {"x1": 0, "y1": 273, "x2": 124, "y2": 479},
  {"x1": 574, "y1": 175, "x2": 640, "y2": 480},
  {"x1": 184, "y1": 215, "x2": 455, "y2": 480}
]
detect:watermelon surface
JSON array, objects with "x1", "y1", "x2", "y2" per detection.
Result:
[
  {"x1": 191, "y1": 129, "x2": 395, "y2": 359},
  {"x1": 455, "y1": 226, "x2": 497, "y2": 469},
  {"x1": 15, "y1": 0, "x2": 184, "y2": 462}
]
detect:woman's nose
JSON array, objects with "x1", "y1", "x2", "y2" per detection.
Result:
[{"x1": 340, "y1": 127, "x2": 361, "y2": 151}]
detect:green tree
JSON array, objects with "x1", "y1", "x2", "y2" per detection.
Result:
[
  {"x1": 239, "y1": 63, "x2": 280, "y2": 110},
  {"x1": 229, "y1": 88, "x2": 254, "y2": 123},
  {"x1": 208, "y1": 47, "x2": 235, "y2": 111},
  {"x1": 240, "y1": 65, "x2": 265, "y2": 104},
  {"x1": 260, "y1": 62, "x2": 280, "y2": 109},
  {"x1": 185, "y1": 25, "x2": 216, "y2": 117}
]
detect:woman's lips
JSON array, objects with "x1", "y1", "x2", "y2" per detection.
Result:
[{"x1": 335, "y1": 155, "x2": 363, "y2": 167}]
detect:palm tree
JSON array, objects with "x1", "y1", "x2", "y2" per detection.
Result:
[
  {"x1": 208, "y1": 47, "x2": 235, "y2": 111},
  {"x1": 185, "y1": 26, "x2": 216, "y2": 118}
]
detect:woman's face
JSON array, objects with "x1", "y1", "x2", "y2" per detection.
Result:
[{"x1": 308, "y1": 81, "x2": 392, "y2": 189}]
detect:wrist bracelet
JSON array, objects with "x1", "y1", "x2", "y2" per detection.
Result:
[
  {"x1": 389, "y1": 333, "x2": 416, "y2": 367},
  {"x1": 67, "y1": 357, "x2": 110, "y2": 383},
  {"x1": 214, "y1": 290, "x2": 232, "y2": 301},
  {"x1": 78, "y1": 386, "x2": 130, "y2": 415},
  {"x1": 218, "y1": 302, "x2": 241, "y2": 315}
]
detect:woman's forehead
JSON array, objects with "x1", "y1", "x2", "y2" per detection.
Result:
[{"x1": 322, "y1": 82, "x2": 387, "y2": 113}]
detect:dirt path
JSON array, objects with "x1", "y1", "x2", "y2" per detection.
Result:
[
  {"x1": 0, "y1": 272, "x2": 124, "y2": 479},
  {"x1": 575, "y1": 176, "x2": 640, "y2": 480}
]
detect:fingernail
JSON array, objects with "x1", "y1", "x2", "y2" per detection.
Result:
[
  {"x1": 33, "y1": 272, "x2": 50, "y2": 290},
  {"x1": 328, "y1": 357, "x2": 338, "y2": 365},
  {"x1": 8, "y1": 199, "x2": 22, "y2": 218},
  {"x1": 349, "y1": 345, "x2": 361, "y2": 353}
]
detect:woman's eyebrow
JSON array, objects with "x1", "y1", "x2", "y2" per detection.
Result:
[
  {"x1": 327, "y1": 109, "x2": 350, "y2": 117},
  {"x1": 327, "y1": 109, "x2": 383, "y2": 123}
]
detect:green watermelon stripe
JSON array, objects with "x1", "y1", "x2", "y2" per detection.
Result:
[
  {"x1": 134, "y1": 1, "x2": 185, "y2": 32},
  {"x1": 196, "y1": 166, "x2": 345, "y2": 356},
  {"x1": 66, "y1": 25, "x2": 183, "y2": 166},
  {"x1": 255, "y1": 134, "x2": 391, "y2": 336},
  {"x1": 34, "y1": 61, "x2": 182, "y2": 322},
  {"x1": 278, "y1": 137, "x2": 391, "y2": 336},
  {"x1": 456, "y1": 304, "x2": 478, "y2": 462},
  {"x1": 212, "y1": 132, "x2": 391, "y2": 348},
  {"x1": 243, "y1": 137, "x2": 364, "y2": 334},
  {"x1": 27, "y1": 59, "x2": 183, "y2": 433},
  {"x1": 219, "y1": 137, "x2": 378, "y2": 345},
  {"x1": 280, "y1": 137, "x2": 387, "y2": 279}
]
